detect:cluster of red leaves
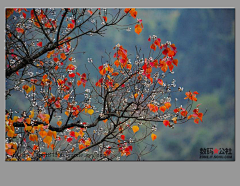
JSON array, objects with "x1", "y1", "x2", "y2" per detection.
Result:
[
  {"x1": 76, "y1": 72, "x2": 87, "y2": 87},
  {"x1": 188, "y1": 105, "x2": 203, "y2": 124},
  {"x1": 184, "y1": 91, "x2": 199, "y2": 102},
  {"x1": 113, "y1": 45, "x2": 129, "y2": 68}
]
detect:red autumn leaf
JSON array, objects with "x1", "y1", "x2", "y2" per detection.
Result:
[
  {"x1": 67, "y1": 137, "x2": 73, "y2": 143},
  {"x1": 162, "y1": 48, "x2": 169, "y2": 56},
  {"x1": 69, "y1": 73, "x2": 75, "y2": 78},
  {"x1": 168, "y1": 63, "x2": 174, "y2": 72},
  {"x1": 121, "y1": 135, "x2": 125, "y2": 141},
  {"x1": 154, "y1": 38, "x2": 161, "y2": 47},
  {"x1": 158, "y1": 79, "x2": 163, "y2": 86},
  {"x1": 173, "y1": 59, "x2": 178, "y2": 66},
  {"x1": 22, "y1": 12, "x2": 26, "y2": 19},
  {"x1": 150, "y1": 43, "x2": 156, "y2": 51},
  {"x1": 168, "y1": 50, "x2": 175, "y2": 57},
  {"x1": 194, "y1": 118, "x2": 200, "y2": 124},
  {"x1": 60, "y1": 53, "x2": 66, "y2": 60},
  {"x1": 128, "y1": 146, "x2": 133, "y2": 151},
  {"x1": 67, "y1": 23, "x2": 74, "y2": 29},
  {"x1": 163, "y1": 120, "x2": 170, "y2": 127},
  {"x1": 77, "y1": 80, "x2": 82, "y2": 86},
  {"x1": 103, "y1": 16, "x2": 107, "y2": 22},
  {"x1": 16, "y1": 27, "x2": 24, "y2": 34},
  {"x1": 181, "y1": 110, "x2": 188, "y2": 117},
  {"x1": 88, "y1": 10, "x2": 93, "y2": 15},
  {"x1": 148, "y1": 103, "x2": 158, "y2": 113},
  {"x1": 70, "y1": 131, "x2": 75, "y2": 137},
  {"x1": 37, "y1": 42, "x2": 42, "y2": 47}
]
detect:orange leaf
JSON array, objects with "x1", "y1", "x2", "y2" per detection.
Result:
[
  {"x1": 103, "y1": 119, "x2": 108, "y2": 123},
  {"x1": 135, "y1": 24, "x2": 142, "y2": 35},
  {"x1": 39, "y1": 130, "x2": 47, "y2": 138},
  {"x1": 164, "y1": 102, "x2": 171, "y2": 109},
  {"x1": 181, "y1": 110, "x2": 188, "y2": 117},
  {"x1": 150, "y1": 43, "x2": 157, "y2": 51},
  {"x1": 151, "y1": 133, "x2": 157, "y2": 141},
  {"x1": 114, "y1": 60, "x2": 120, "y2": 67},
  {"x1": 148, "y1": 103, "x2": 158, "y2": 112},
  {"x1": 57, "y1": 121, "x2": 62, "y2": 127},
  {"x1": 43, "y1": 136, "x2": 52, "y2": 146},
  {"x1": 60, "y1": 53, "x2": 66, "y2": 60},
  {"x1": 159, "y1": 106, "x2": 166, "y2": 113},
  {"x1": 173, "y1": 59, "x2": 178, "y2": 66},
  {"x1": 7, "y1": 130, "x2": 15, "y2": 138},
  {"x1": 134, "y1": 93, "x2": 138, "y2": 98},
  {"x1": 130, "y1": 8, "x2": 137, "y2": 18},
  {"x1": 132, "y1": 126, "x2": 139, "y2": 134},
  {"x1": 112, "y1": 72, "x2": 119, "y2": 76},
  {"x1": 126, "y1": 64, "x2": 132, "y2": 70},
  {"x1": 63, "y1": 94, "x2": 70, "y2": 100},
  {"x1": 6, "y1": 149, "x2": 15, "y2": 156},
  {"x1": 79, "y1": 144, "x2": 85, "y2": 150},
  {"x1": 67, "y1": 23, "x2": 74, "y2": 29},
  {"x1": 158, "y1": 79, "x2": 163, "y2": 86},
  {"x1": 194, "y1": 118, "x2": 200, "y2": 124}
]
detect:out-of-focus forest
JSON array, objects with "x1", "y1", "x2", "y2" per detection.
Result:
[{"x1": 6, "y1": 8, "x2": 235, "y2": 160}]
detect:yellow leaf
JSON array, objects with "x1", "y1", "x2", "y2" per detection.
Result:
[
  {"x1": 52, "y1": 131, "x2": 57, "y2": 139},
  {"x1": 65, "y1": 111, "x2": 69, "y2": 116},
  {"x1": 29, "y1": 110, "x2": 34, "y2": 119},
  {"x1": 25, "y1": 126, "x2": 32, "y2": 133},
  {"x1": 132, "y1": 126, "x2": 139, "y2": 134},
  {"x1": 79, "y1": 129, "x2": 84, "y2": 138},
  {"x1": 75, "y1": 132, "x2": 79, "y2": 138},
  {"x1": 43, "y1": 136, "x2": 52, "y2": 145},
  {"x1": 172, "y1": 117, "x2": 177, "y2": 124},
  {"x1": 13, "y1": 116, "x2": 18, "y2": 122},
  {"x1": 151, "y1": 133, "x2": 157, "y2": 141},
  {"x1": 26, "y1": 86, "x2": 32, "y2": 94},
  {"x1": 87, "y1": 109, "x2": 94, "y2": 115},
  {"x1": 31, "y1": 85, "x2": 36, "y2": 92},
  {"x1": 134, "y1": 93, "x2": 138, "y2": 98}
]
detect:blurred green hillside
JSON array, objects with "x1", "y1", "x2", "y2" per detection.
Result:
[{"x1": 75, "y1": 8, "x2": 235, "y2": 160}]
